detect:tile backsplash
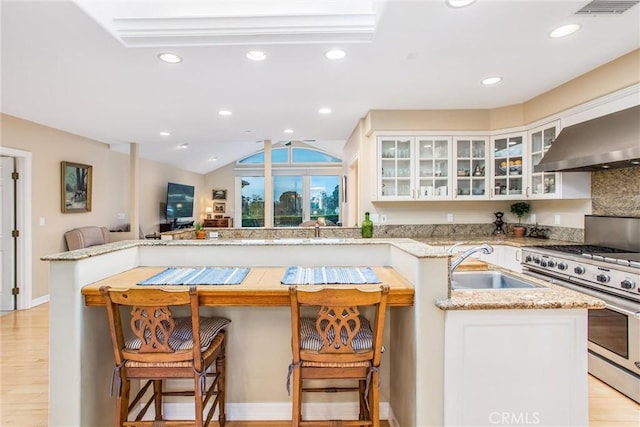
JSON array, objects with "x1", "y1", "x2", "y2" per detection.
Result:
[{"x1": 591, "y1": 167, "x2": 640, "y2": 217}]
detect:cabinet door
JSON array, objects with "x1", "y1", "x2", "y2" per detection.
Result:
[
  {"x1": 453, "y1": 137, "x2": 489, "y2": 199},
  {"x1": 415, "y1": 136, "x2": 452, "y2": 200},
  {"x1": 529, "y1": 122, "x2": 559, "y2": 199},
  {"x1": 378, "y1": 136, "x2": 414, "y2": 200},
  {"x1": 491, "y1": 133, "x2": 526, "y2": 199}
]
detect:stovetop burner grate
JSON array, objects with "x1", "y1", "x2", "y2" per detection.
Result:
[{"x1": 533, "y1": 245, "x2": 636, "y2": 255}]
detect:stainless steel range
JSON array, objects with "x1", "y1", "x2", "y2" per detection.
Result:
[{"x1": 522, "y1": 215, "x2": 640, "y2": 403}]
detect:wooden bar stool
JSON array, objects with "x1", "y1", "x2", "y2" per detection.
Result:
[
  {"x1": 288, "y1": 285, "x2": 389, "y2": 426},
  {"x1": 100, "y1": 285, "x2": 229, "y2": 427}
]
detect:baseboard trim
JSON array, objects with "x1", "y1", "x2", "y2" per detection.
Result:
[
  {"x1": 30, "y1": 294, "x2": 49, "y2": 308},
  {"x1": 156, "y1": 401, "x2": 390, "y2": 421}
]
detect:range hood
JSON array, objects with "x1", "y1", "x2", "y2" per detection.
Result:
[{"x1": 534, "y1": 105, "x2": 640, "y2": 172}]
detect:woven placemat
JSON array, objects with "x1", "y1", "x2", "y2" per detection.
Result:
[
  {"x1": 138, "y1": 267, "x2": 249, "y2": 286},
  {"x1": 281, "y1": 266, "x2": 381, "y2": 285}
]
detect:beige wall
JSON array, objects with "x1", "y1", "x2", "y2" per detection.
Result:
[
  {"x1": 353, "y1": 49, "x2": 639, "y2": 229},
  {"x1": 1, "y1": 114, "x2": 204, "y2": 300},
  {"x1": 204, "y1": 161, "x2": 237, "y2": 221}
]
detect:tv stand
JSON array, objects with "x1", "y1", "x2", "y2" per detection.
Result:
[{"x1": 159, "y1": 220, "x2": 194, "y2": 232}]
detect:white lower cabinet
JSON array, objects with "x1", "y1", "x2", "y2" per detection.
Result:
[{"x1": 444, "y1": 309, "x2": 589, "y2": 426}]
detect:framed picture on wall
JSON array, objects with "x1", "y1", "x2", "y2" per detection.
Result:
[
  {"x1": 212, "y1": 189, "x2": 227, "y2": 200},
  {"x1": 61, "y1": 161, "x2": 92, "y2": 213},
  {"x1": 213, "y1": 202, "x2": 226, "y2": 213}
]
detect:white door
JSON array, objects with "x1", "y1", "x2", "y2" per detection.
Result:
[{"x1": 0, "y1": 156, "x2": 16, "y2": 310}]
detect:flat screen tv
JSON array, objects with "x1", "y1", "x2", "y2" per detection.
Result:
[{"x1": 166, "y1": 182, "x2": 195, "y2": 221}]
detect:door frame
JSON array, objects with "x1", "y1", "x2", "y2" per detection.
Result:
[{"x1": 0, "y1": 147, "x2": 32, "y2": 310}]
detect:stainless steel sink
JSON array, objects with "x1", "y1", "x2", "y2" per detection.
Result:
[
  {"x1": 275, "y1": 238, "x2": 352, "y2": 244},
  {"x1": 452, "y1": 271, "x2": 543, "y2": 290}
]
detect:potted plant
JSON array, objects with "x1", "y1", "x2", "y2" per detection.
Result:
[
  {"x1": 194, "y1": 222, "x2": 206, "y2": 240},
  {"x1": 510, "y1": 202, "x2": 530, "y2": 238}
]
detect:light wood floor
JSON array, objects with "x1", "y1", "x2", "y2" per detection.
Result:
[{"x1": 1, "y1": 304, "x2": 638, "y2": 426}]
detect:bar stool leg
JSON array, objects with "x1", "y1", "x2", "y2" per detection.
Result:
[{"x1": 153, "y1": 380, "x2": 163, "y2": 420}]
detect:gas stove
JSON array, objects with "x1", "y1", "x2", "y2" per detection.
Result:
[
  {"x1": 521, "y1": 215, "x2": 640, "y2": 302},
  {"x1": 522, "y1": 245, "x2": 640, "y2": 301}
]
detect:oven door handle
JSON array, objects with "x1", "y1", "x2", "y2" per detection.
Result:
[{"x1": 607, "y1": 305, "x2": 640, "y2": 319}]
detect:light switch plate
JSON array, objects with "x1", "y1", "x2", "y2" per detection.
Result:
[
  {"x1": 380, "y1": 214, "x2": 387, "y2": 223},
  {"x1": 447, "y1": 213, "x2": 454, "y2": 222}
]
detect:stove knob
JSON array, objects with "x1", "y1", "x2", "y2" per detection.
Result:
[
  {"x1": 547, "y1": 260, "x2": 556, "y2": 268},
  {"x1": 525, "y1": 255, "x2": 533, "y2": 263},
  {"x1": 621, "y1": 280, "x2": 636, "y2": 290},
  {"x1": 558, "y1": 262, "x2": 568, "y2": 271},
  {"x1": 534, "y1": 257, "x2": 541, "y2": 265},
  {"x1": 596, "y1": 274, "x2": 610, "y2": 283},
  {"x1": 540, "y1": 260, "x2": 548, "y2": 267},
  {"x1": 574, "y1": 266, "x2": 586, "y2": 275}
]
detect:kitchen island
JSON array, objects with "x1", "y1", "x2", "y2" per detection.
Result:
[{"x1": 42, "y1": 238, "x2": 602, "y2": 427}]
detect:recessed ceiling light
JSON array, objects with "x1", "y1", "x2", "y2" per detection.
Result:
[
  {"x1": 319, "y1": 107, "x2": 332, "y2": 114},
  {"x1": 602, "y1": 165, "x2": 610, "y2": 169},
  {"x1": 284, "y1": 129, "x2": 294, "y2": 134},
  {"x1": 218, "y1": 110, "x2": 232, "y2": 116},
  {"x1": 159, "y1": 131, "x2": 170, "y2": 136},
  {"x1": 446, "y1": 0, "x2": 477, "y2": 8},
  {"x1": 178, "y1": 143, "x2": 189, "y2": 149},
  {"x1": 549, "y1": 24, "x2": 581, "y2": 39},
  {"x1": 325, "y1": 49, "x2": 346, "y2": 60},
  {"x1": 481, "y1": 76, "x2": 502, "y2": 85},
  {"x1": 246, "y1": 50, "x2": 266, "y2": 61},
  {"x1": 208, "y1": 157, "x2": 218, "y2": 162},
  {"x1": 157, "y1": 52, "x2": 182, "y2": 64}
]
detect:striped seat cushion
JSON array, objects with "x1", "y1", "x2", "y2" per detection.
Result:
[
  {"x1": 299, "y1": 316, "x2": 373, "y2": 352},
  {"x1": 125, "y1": 333, "x2": 225, "y2": 368},
  {"x1": 125, "y1": 316, "x2": 230, "y2": 352}
]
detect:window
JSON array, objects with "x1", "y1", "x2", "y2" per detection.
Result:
[
  {"x1": 310, "y1": 176, "x2": 340, "y2": 224},
  {"x1": 240, "y1": 177, "x2": 265, "y2": 227},
  {"x1": 292, "y1": 148, "x2": 340, "y2": 163},
  {"x1": 273, "y1": 176, "x2": 303, "y2": 227},
  {"x1": 236, "y1": 144, "x2": 342, "y2": 227},
  {"x1": 238, "y1": 148, "x2": 288, "y2": 164}
]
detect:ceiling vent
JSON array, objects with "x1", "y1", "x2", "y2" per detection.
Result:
[{"x1": 575, "y1": 0, "x2": 640, "y2": 15}]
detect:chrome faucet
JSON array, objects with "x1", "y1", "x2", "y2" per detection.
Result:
[
  {"x1": 450, "y1": 244, "x2": 493, "y2": 273},
  {"x1": 314, "y1": 222, "x2": 320, "y2": 238},
  {"x1": 446, "y1": 242, "x2": 466, "y2": 253}
]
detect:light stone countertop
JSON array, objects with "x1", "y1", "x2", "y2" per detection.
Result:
[
  {"x1": 436, "y1": 265, "x2": 606, "y2": 311},
  {"x1": 40, "y1": 237, "x2": 450, "y2": 261},
  {"x1": 42, "y1": 237, "x2": 604, "y2": 311}
]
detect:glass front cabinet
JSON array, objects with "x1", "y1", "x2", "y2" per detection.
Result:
[
  {"x1": 378, "y1": 136, "x2": 414, "y2": 200},
  {"x1": 527, "y1": 120, "x2": 590, "y2": 199},
  {"x1": 453, "y1": 137, "x2": 489, "y2": 199},
  {"x1": 415, "y1": 136, "x2": 452, "y2": 200},
  {"x1": 377, "y1": 136, "x2": 453, "y2": 200},
  {"x1": 528, "y1": 121, "x2": 560, "y2": 198},
  {"x1": 490, "y1": 133, "x2": 526, "y2": 199}
]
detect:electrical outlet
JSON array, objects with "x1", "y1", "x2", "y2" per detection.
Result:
[
  {"x1": 117, "y1": 212, "x2": 125, "y2": 220},
  {"x1": 208, "y1": 231, "x2": 219, "y2": 239},
  {"x1": 39, "y1": 217, "x2": 45, "y2": 226},
  {"x1": 380, "y1": 214, "x2": 387, "y2": 223},
  {"x1": 530, "y1": 214, "x2": 536, "y2": 223},
  {"x1": 554, "y1": 214, "x2": 561, "y2": 225},
  {"x1": 447, "y1": 213, "x2": 454, "y2": 222}
]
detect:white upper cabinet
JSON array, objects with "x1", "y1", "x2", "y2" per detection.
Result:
[
  {"x1": 378, "y1": 136, "x2": 414, "y2": 200},
  {"x1": 415, "y1": 136, "x2": 453, "y2": 200},
  {"x1": 453, "y1": 137, "x2": 489, "y2": 200},
  {"x1": 490, "y1": 133, "x2": 526, "y2": 199},
  {"x1": 527, "y1": 121, "x2": 590, "y2": 199},
  {"x1": 376, "y1": 125, "x2": 590, "y2": 201},
  {"x1": 377, "y1": 135, "x2": 453, "y2": 200}
]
